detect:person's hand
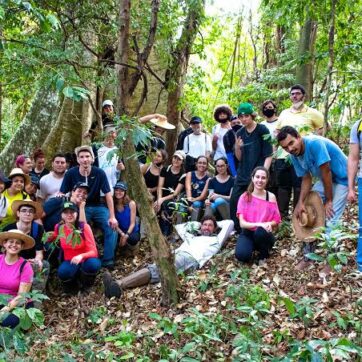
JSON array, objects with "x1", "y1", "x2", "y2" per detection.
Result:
[
  {"x1": 294, "y1": 201, "x2": 306, "y2": 221},
  {"x1": 205, "y1": 199, "x2": 211, "y2": 206},
  {"x1": 79, "y1": 200, "x2": 86, "y2": 209},
  {"x1": 0, "y1": 305, "x2": 11, "y2": 314},
  {"x1": 70, "y1": 255, "x2": 83, "y2": 265},
  {"x1": 236, "y1": 137, "x2": 243, "y2": 148},
  {"x1": 109, "y1": 217, "x2": 118, "y2": 230},
  {"x1": 154, "y1": 199, "x2": 163, "y2": 212},
  {"x1": 347, "y1": 189, "x2": 357, "y2": 203},
  {"x1": 260, "y1": 222, "x2": 273, "y2": 232},
  {"x1": 120, "y1": 234, "x2": 128, "y2": 247},
  {"x1": 210, "y1": 193, "x2": 218, "y2": 201},
  {"x1": 55, "y1": 192, "x2": 65, "y2": 198},
  {"x1": 117, "y1": 161, "x2": 125, "y2": 171},
  {"x1": 187, "y1": 197, "x2": 195, "y2": 202},
  {"x1": 30, "y1": 258, "x2": 43, "y2": 272},
  {"x1": 324, "y1": 200, "x2": 335, "y2": 219}
]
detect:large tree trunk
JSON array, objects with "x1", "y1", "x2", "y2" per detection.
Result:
[
  {"x1": 116, "y1": 0, "x2": 180, "y2": 306},
  {"x1": 295, "y1": 16, "x2": 318, "y2": 100},
  {"x1": 165, "y1": 0, "x2": 205, "y2": 162},
  {"x1": 0, "y1": 86, "x2": 59, "y2": 173}
]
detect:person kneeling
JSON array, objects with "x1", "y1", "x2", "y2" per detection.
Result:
[
  {"x1": 103, "y1": 215, "x2": 234, "y2": 298},
  {"x1": 235, "y1": 167, "x2": 281, "y2": 263},
  {"x1": 47, "y1": 201, "x2": 101, "y2": 294}
]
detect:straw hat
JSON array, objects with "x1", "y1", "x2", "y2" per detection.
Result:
[
  {"x1": 150, "y1": 117, "x2": 175, "y2": 130},
  {"x1": 12, "y1": 200, "x2": 43, "y2": 220},
  {"x1": 8, "y1": 168, "x2": 30, "y2": 186},
  {"x1": 0, "y1": 229, "x2": 35, "y2": 250},
  {"x1": 292, "y1": 191, "x2": 325, "y2": 242}
]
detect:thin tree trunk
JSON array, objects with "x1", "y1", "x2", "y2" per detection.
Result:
[
  {"x1": 230, "y1": 17, "x2": 242, "y2": 87},
  {"x1": 116, "y1": 0, "x2": 180, "y2": 306},
  {"x1": 0, "y1": 86, "x2": 59, "y2": 173}
]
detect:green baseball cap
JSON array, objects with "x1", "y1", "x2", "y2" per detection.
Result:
[{"x1": 237, "y1": 102, "x2": 254, "y2": 116}]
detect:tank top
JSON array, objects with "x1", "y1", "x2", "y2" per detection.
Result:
[
  {"x1": 115, "y1": 204, "x2": 140, "y2": 234},
  {"x1": 143, "y1": 165, "x2": 159, "y2": 190}
]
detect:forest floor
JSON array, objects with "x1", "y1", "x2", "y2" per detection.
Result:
[{"x1": 25, "y1": 204, "x2": 362, "y2": 361}]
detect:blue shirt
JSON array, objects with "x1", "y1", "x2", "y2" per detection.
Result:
[{"x1": 290, "y1": 136, "x2": 348, "y2": 186}]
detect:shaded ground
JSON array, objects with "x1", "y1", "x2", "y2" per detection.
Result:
[{"x1": 27, "y1": 205, "x2": 362, "y2": 361}]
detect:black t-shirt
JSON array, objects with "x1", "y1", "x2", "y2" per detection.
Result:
[
  {"x1": 60, "y1": 166, "x2": 110, "y2": 206},
  {"x1": 30, "y1": 168, "x2": 50, "y2": 180},
  {"x1": 160, "y1": 166, "x2": 185, "y2": 197},
  {"x1": 4, "y1": 222, "x2": 44, "y2": 259},
  {"x1": 209, "y1": 176, "x2": 235, "y2": 196},
  {"x1": 235, "y1": 124, "x2": 272, "y2": 185}
]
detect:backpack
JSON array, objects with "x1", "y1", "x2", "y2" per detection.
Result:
[{"x1": 176, "y1": 128, "x2": 193, "y2": 150}]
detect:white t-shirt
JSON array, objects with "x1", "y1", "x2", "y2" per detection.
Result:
[
  {"x1": 260, "y1": 120, "x2": 278, "y2": 139},
  {"x1": 38, "y1": 172, "x2": 65, "y2": 201},
  {"x1": 97, "y1": 145, "x2": 119, "y2": 195},
  {"x1": 183, "y1": 133, "x2": 212, "y2": 159},
  {"x1": 212, "y1": 124, "x2": 230, "y2": 160}
]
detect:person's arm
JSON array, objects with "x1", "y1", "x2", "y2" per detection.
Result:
[
  {"x1": 238, "y1": 214, "x2": 276, "y2": 231},
  {"x1": 194, "y1": 178, "x2": 210, "y2": 202},
  {"x1": 6, "y1": 282, "x2": 32, "y2": 310},
  {"x1": 78, "y1": 200, "x2": 87, "y2": 223},
  {"x1": 105, "y1": 192, "x2": 118, "y2": 229},
  {"x1": 185, "y1": 172, "x2": 193, "y2": 201},
  {"x1": 263, "y1": 156, "x2": 272, "y2": 170},
  {"x1": 140, "y1": 163, "x2": 148, "y2": 175},
  {"x1": 348, "y1": 143, "x2": 359, "y2": 203},
  {"x1": 294, "y1": 173, "x2": 313, "y2": 220},
  {"x1": 205, "y1": 134, "x2": 212, "y2": 159},
  {"x1": 234, "y1": 137, "x2": 243, "y2": 161},
  {"x1": 216, "y1": 219, "x2": 234, "y2": 247},
  {"x1": 71, "y1": 224, "x2": 98, "y2": 264},
  {"x1": 319, "y1": 162, "x2": 334, "y2": 219}
]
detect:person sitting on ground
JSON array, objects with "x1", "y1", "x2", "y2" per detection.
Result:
[
  {"x1": 114, "y1": 181, "x2": 140, "y2": 254},
  {"x1": 155, "y1": 150, "x2": 186, "y2": 236},
  {"x1": 235, "y1": 166, "x2": 281, "y2": 263},
  {"x1": 47, "y1": 201, "x2": 101, "y2": 294},
  {"x1": 103, "y1": 215, "x2": 234, "y2": 298},
  {"x1": 204, "y1": 157, "x2": 234, "y2": 220},
  {"x1": 185, "y1": 156, "x2": 210, "y2": 221},
  {"x1": 0, "y1": 230, "x2": 34, "y2": 329},
  {"x1": 212, "y1": 105, "x2": 232, "y2": 161},
  {"x1": 183, "y1": 116, "x2": 212, "y2": 172},
  {"x1": 140, "y1": 149, "x2": 167, "y2": 201},
  {"x1": 30, "y1": 149, "x2": 49, "y2": 180},
  {"x1": 1, "y1": 168, "x2": 30, "y2": 229},
  {"x1": 15, "y1": 155, "x2": 33, "y2": 176},
  {"x1": 25, "y1": 175, "x2": 40, "y2": 202},
  {"x1": 0, "y1": 175, "x2": 10, "y2": 223},
  {"x1": 3, "y1": 200, "x2": 49, "y2": 293},
  {"x1": 38, "y1": 153, "x2": 67, "y2": 202}
]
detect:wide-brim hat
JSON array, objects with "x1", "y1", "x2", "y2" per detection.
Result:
[
  {"x1": 150, "y1": 117, "x2": 175, "y2": 130},
  {"x1": 0, "y1": 229, "x2": 35, "y2": 250},
  {"x1": 292, "y1": 191, "x2": 325, "y2": 242},
  {"x1": 12, "y1": 200, "x2": 43, "y2": 220},
  {"x1": 8, "y1": 168, "x2": 31, "y2": 186}
]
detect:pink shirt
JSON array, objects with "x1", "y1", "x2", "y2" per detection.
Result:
[
  {"x1": 0, "y1": 255, "x2": 33, "y2": 298},
  {"x1": 236, "y1": 193, "x2": 281, "y2": 231}
]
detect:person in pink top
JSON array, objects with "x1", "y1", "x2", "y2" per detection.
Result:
[
  {"x1": 0, "y1": 229, "x2": 34, "y2": 328},
  {"x1": 235, "y1": 166, "x2": 281, "y2": 263}
]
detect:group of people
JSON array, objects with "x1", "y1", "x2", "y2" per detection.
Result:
[{"x1": 0, "y1": 85, "x2": 361, "y2": 326}]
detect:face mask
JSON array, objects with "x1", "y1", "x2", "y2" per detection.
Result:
[
  {"x1": 292, "y1": 101, "x2": 304, "y2": 110},
  {"x1": 232, "y1": 124, "x2": 242, "y2": 132},
  {"x1": 262, "y1": 109, "x2": 275, "y2": 118}
]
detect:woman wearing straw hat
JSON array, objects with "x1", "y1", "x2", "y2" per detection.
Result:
[
  {"x1": 1, "y1": 168, "x2": 31, "y2": 228},
  {"x1": 0, "y1": 229, "x2": 34, "y2": 328},
  {"x1": 235, "y1": 166, "x2": 281, "y2": 263}
]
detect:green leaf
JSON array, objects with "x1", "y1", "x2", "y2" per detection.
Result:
[
  {"x1": 63, "y1": 87, "x2": 74, "y2": 99},
  {"x1": 56, "y1": 77, "x2": 64, "y2": 92},
  {"x1": 306, "y1": 253, "x2": 324, "y2": 262},
  {"x1": 283, "y1": 297, "x2": 296, "y2": 315},
  {"x1": 46, "y1": 14, "x2": 60, "y2": 29},
  {"x1": 148, "y1": 312, "x2": 162, "y2": 320}
]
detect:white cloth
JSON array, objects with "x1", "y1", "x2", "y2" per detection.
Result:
[
  {"x1": 212, "y1": 124, "x2": 230, "y2": 160},
  {"x1": 97, "y1": 145, "x2": 119, "y2": 195},
  {"x1": 183, "y1": 133, "x2": 212, "y2": 159},
  {"x1": 174, "y1": 219, "x2": 234, "y2": 268},
  {"x1": 0, "y1": 195, "x2": 8, "y2": 218},
  {"x1": 38, "y1": 172, "x2": 65, "y2": 201},
  {"x1": 260, "y1": 120, "x2": 278, "y2": 139}
]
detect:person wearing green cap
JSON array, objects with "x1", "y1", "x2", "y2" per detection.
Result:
[{"x1": 229, "y1": 103, "x2": 273, "y2": 232}]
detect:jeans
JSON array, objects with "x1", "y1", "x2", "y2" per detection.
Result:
[
  {"x1": 210, "y1": 197, "x2": 229, "y2": 211},
  {"x1": 85, "y1": 205, "x2": 117, "y2": 266},
  {"x1": 58, "y1": 258, "x2": 101, "y2": 281},
  {"x1": 147, "y1": 251, "x2": 199, "y2": 283},
  {"x1": 0, "y1": 302, "x2": 34, "y2": 329},
  {"x1": 235, "y1": 227, "x2": 275, "y2": 262},
  {"x1": 192, "y1": 200, "x2": 204, "y2": 209},
  {"x1": 357, "y1": 179, "x2": 362, "y2": 271},
  {"x1": 312, "y1": 181, "x2": 348, "y2": 231},
  {"x1": 230, "y1": 183, "x2": 248, "y2": 233}
]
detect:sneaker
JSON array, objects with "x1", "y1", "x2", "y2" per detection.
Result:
[{"x1": 103, "y1": 271, "x2": 122, "y2": 299}]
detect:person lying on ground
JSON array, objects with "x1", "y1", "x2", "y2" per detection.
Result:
[
  {"x1": 235, "y1": 166, "x2": 281, "y2": 264},
  {"x1": 0, "y1": 230, "x2": 34, "y2": 329},
  {"x1": 103, "y1": 215, "x2": 234, "y2": 298}
]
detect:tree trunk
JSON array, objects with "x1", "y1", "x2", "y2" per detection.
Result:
[
  {"x1": 0, "y1": 86, "x2": 59, "y2": 173},
  {"x1": 295, "y1": 16, "x2": 318, "y2": 100},
  {"x1": 116, "y1": 0, "x2": 180, "y2": 306},
  {"x1": 165, "y1": 0, "x2": 205, "y2": 162}
]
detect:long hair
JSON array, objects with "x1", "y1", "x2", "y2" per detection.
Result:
[
  {"x1": 245, "y1": 166, "x2": 269, "y2": 202},
  {"x1": 113, "y1": 189, "x2": 131, "y2": 208},
  {"x1": 214, "y1": 157, "x2": 230, "y2": 176}
]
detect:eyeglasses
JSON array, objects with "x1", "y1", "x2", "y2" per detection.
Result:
[{"x1": 20, "y1": 208, "x2": 35, "y2": 214}]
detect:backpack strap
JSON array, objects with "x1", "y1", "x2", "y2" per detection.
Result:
[
  {"x1": 31, "y1": 222, "x2": 39, "y2": 240},
  {"x1": 266, "y1": 191, "x2": 270, "y2": 201},
  {"x1": 19, "y1": 259, "x2": 28, "y2": 275},
  {"x1": 357, "y1": 120, "x2": 362, "y2": 141}
]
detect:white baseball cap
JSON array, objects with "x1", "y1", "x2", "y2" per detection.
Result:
[{"x1": 102, "y1": 100, "x2": 114, "y2": 108}]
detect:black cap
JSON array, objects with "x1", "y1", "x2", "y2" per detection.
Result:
[
  {"x1": 72, "y1": 182, "x2": 90, "y2": 192},
  {"x1": 114, "y1": 181, "x2": 128, "y2": 191},
  {"x1": 190, "y1": 116, "x2": 202, "y2": 124},
  {"x1": 30, "y1": 176, "x2": 40, "y2": 189},
  {"x1": 62, "y1": 201, "x2": 78, "y2": 212}
]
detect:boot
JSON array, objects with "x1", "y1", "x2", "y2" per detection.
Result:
[
  {"x1": 204, "y1": 205, "x2": 214, "y2": 217},
  {"x1": 216, "y1": 203, "x2": 230, "y2": 220},
  {"x1": 190, "y1": 207, "x2": 201, "y2": 221},
  {"x1": 80, "y1": 271, "x2": 96, "y2": 290},
  {"x1": 103, "y1": 271, "x2": 122, "y2": 298},
  {"x1": 119, "y1": 268, "x2": 151, "y2": 289},
  {"x1": 62, "y1": 279, "x2": 79, "y2": 295}
]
